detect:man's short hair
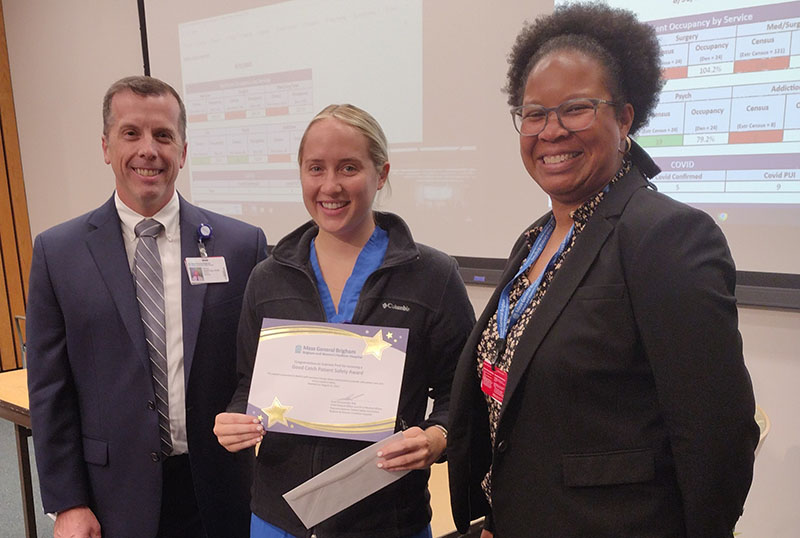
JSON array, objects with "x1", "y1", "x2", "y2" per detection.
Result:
[{"x1": 102, "y1": 76, "x2": 187, "y2": 142}]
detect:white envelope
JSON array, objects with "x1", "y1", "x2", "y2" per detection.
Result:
[{"x1": 282, "y1": 432, "x2": 410, "y2": 529}]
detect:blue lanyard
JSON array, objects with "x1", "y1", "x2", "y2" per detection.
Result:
[{"x1": 493, "y1": 216, "x2": 573, "y2": 365}]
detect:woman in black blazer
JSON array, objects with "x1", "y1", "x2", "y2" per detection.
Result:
[{"x1": 447, "y1": 4, "x2": 759, "y2": 537}]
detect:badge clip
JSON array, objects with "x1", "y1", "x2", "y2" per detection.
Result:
[{"x1": 197, "y1": 223, "x2": 213, "y2": 257}]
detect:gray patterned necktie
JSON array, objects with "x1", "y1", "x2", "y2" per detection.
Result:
[{"x1": 134, "y1": 218, "x2": 173, "y2": 456}]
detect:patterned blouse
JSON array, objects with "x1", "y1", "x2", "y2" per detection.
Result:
[{"x1": 477, "y1": 159, "x2": 631, "y2": 503}]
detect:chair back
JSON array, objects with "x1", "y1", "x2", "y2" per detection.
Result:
[
  {"x1": 14, "y1": 315, "x2": 26, "y2": 368},
  {"x1": 755, "y1": 405, "x2": 770, "y2": 457}
]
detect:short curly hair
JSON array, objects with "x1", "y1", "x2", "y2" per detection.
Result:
[{"x1": 504, "y1": 2, "x2": 663, "y2": 135}]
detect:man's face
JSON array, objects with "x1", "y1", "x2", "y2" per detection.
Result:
[{"x1": 102, "y1": 90, "x2": 187, "y2": 216}]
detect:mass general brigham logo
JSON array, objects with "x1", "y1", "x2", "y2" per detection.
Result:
[{"x1": 382, "y1": 302, "x2": 410, "y2": 312}]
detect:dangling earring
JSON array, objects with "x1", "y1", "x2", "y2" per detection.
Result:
[{"x1": 618, "y1": 136, "x2": 632, "y2": 155}]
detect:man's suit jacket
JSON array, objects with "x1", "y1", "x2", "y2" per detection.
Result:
[
  {"x1": 27, "y1": 194, "x2": 267, "y2": 538},
  {"x1": 448, "y1": 162, "x2": 759, "y2": 537}
]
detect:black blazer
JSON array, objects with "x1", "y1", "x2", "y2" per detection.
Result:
[
  {"x1": 27, "y1": 195, "x2": 267, "y2": 537},
  {"x1": 448, "y1": 160, "x2": 758, "y2": 538}
]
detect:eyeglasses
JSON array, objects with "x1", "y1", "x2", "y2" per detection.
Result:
[{"x1": 511, "y1": 98, "x2": 618, "y2": 136}]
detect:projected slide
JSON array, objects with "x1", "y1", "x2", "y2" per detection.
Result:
[
  {"x1": 178, "y1": 0, "x2": 423, "y2": 215},
  {"x1": 601, "y1": 0, "x2": 800, "y2": 203}
]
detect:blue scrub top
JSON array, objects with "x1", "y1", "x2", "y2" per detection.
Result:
[{"x1": 310, "y1": 226, "x2": 389, "y2": 323}]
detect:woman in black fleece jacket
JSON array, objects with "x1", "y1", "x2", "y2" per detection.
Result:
[{"x1": 214, "y1": 103, "x2": 475, "y2": 538}]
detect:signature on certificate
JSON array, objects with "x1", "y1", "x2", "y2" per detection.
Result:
[{"x1": 333, "y1": 393, "x2": 365, "y2": 402}]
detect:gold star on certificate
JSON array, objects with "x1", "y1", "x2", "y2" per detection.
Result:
[
  {"x1": 362, "y1": 329, "x2": 392, "y2": 359},
  {"x1": 263, "y1": 397, "x2": 292, "y2": 428}
]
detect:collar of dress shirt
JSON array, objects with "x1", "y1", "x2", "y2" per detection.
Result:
[{"x1": 115, "y1": 190, "x2": 180, "y2": 243}]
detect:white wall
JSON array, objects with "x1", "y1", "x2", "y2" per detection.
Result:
[
  {"x1": 736, "y1": 306, "x2": 800, "y2": 537},
  {"x1": 5, "y1": 1, "x2": 799, "y2": 535},
  {"x1": 4, "y1": 0, "x2": 144, "y2": 235}
]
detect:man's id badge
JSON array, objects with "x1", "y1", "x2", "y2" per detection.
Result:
[{"x1": 184, "y1": 257, "x2": 229, "y2": 285}]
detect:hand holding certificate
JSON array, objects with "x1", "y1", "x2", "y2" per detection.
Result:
[{"x1": 246, "y1": 318, "x2": 408, "y2": 442}]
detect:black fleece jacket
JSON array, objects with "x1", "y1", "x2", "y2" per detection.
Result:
[{"x1": 229, "y1": 212, "x2": 475, "y2": 538}]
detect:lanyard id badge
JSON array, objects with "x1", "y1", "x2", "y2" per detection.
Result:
[
  {"x1": 184, "y1": 222, "x2": 228, "y2": 285},
  {"x1": 184, "y1": 256, "x2": 229, "y2": 284},
  {"x1": 481, "y1": 359, "x2": 508, "y2": 403},
  {"x1": 493, "y1": 216, "x2": 574, "y2": 366}
]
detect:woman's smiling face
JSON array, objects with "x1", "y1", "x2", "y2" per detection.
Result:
[
  {"x1": 519, "y1": 49, "x2": 633, "y2": 215},
  {"x1": 299, "y1": 117, "x2": 388, "y2": 245}
]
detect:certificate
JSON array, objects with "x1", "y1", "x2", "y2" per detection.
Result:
[{"x1": 246, "y1": 318, "x2": 409, "y2": 442}]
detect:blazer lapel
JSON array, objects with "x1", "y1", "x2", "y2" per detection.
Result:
[
  {"x1": 179, "y1": 196, "x2": 209, "y2": 383},
  {"x1": 498, "y1": 170, "x2": 650, "y2": 423},
  {"x1": 85, "y1": 196, "x2": 150, "y2": 371}
]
